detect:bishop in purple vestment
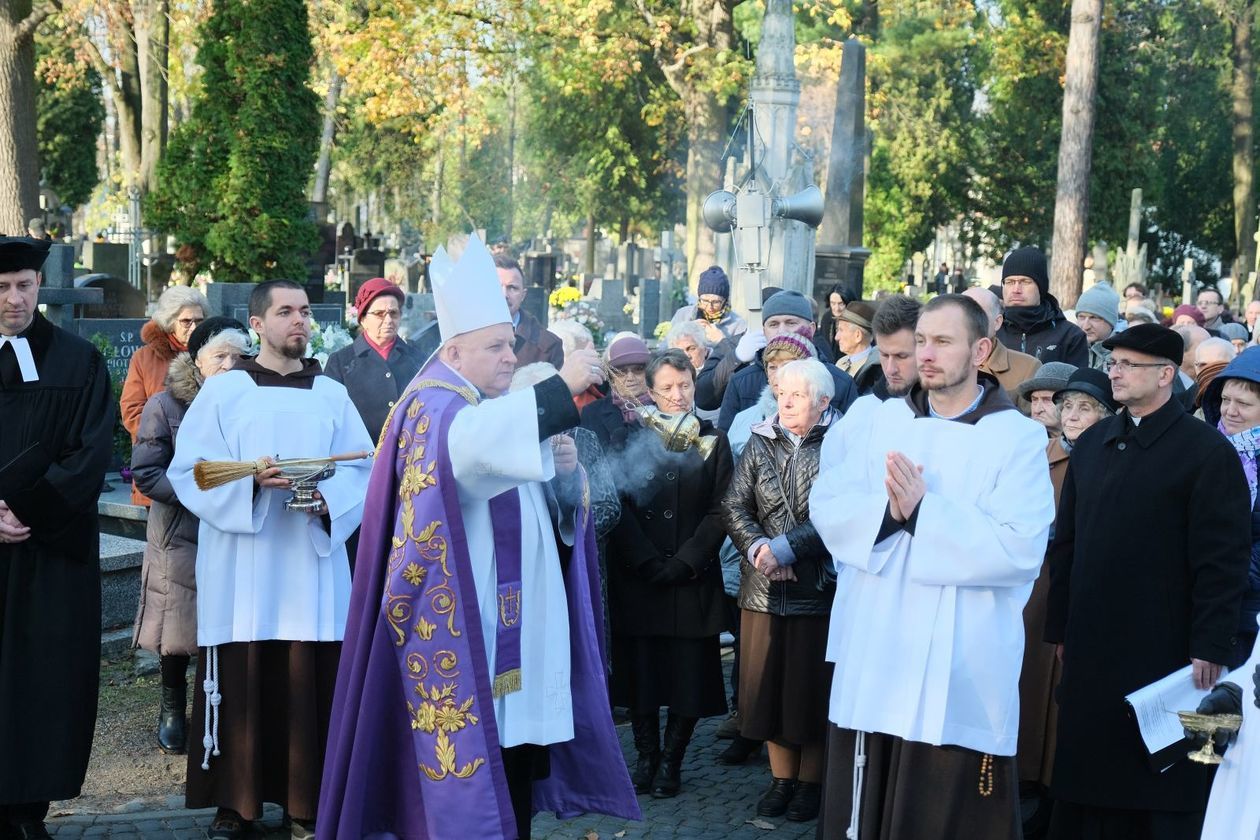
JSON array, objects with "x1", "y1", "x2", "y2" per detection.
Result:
[{"x1": 318, "y1": 237, "x2": 639, "y2": 839}]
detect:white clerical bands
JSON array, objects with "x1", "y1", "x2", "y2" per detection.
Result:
[{"x1": 0, "y1": 335, "x2": 39, "y2": 382}]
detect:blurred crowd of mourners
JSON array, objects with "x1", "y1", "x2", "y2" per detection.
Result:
[{"x1": 5, "y1": 234, "x2": 1260, "y2": 840}]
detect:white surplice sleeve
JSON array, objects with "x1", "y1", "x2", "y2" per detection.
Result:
[
  {"x1": 808, "y1": 396, "x2": 893, "y2": 573},
  {"x1": 169, "y1": 374, "x2": 269, "y2": 536},
  {"x1": 906, "y1": 417, "x2": 1054, "y2": 588},
  {"x1": 448, "y1": 387, "x2": 555, "y2": 501},
  {"x1": 305, "y1": 381, "x2": 374, "y2": 556}
]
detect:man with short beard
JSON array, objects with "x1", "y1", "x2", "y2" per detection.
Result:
[
  {"x1": 168, "y1": 280, "x2": 375, "y2": 840},
  {"x1": 870, "y1": 294, "x2": 921, "y2": 399},
  {"x1": 810, "y1": 294, "x2": 1054, "y2": 839}
]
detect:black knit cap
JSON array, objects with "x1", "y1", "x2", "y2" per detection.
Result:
[
  {"x1": 0, "y1": 236, "x2": 51, "y2": 274},
  {"x1": 1102, "y1": 322, "x2": 1184, "y2": 366},
  {"x1": 1001, "y1": 246, "x2": 1049, "y2": 297},
  {"x1": 187, "y1": 316, "x2": 248, "y2": 361}
]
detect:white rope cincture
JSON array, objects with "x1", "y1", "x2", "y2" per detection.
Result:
[
  {"x1": 846, "y1": 730, "x2": 867, "y2": 840},
  {"x1": 201, "y1": 645, "x2": 222, "y2": 770}
]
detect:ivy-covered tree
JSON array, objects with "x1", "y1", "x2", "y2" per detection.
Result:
[
  {"x1": 147, "y1": 0, "x2": 318, "y2": 281},
  {"x1": 35, "y1": 33, "x2": 104, "y2": 210}
]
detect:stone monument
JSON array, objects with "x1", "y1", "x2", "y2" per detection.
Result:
[{"x1": 815, "y1": 37, "x2": 870, "y2": 307}]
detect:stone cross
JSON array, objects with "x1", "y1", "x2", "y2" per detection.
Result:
[{"x1": 37, "y1": 243, "x2": 102, "y2": 329}]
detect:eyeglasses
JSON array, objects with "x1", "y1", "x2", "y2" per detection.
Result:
[
  {"x1": 1001, "y1": 277, "x2": 1036, "y2": 287},
  {"x1": 1103, "y1": 358, "x2": 1173, "y2": 373},
  {"x1": 365, "y1": 309, "x2": 402, "y2": 320},
  {"x1": 177, "y1": 317, "x2": 205, "y2": 328},
  {"x1": 697, "y1": 296, "x2": 726, "y2": 309}
]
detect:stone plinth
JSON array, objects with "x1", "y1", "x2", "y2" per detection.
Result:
[{"x1": 100, "y1": 532, "x2": 145, "y2": 632}]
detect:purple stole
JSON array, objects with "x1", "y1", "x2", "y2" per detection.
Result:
[{"x1": 318, "y1": 360, "x2": 639, "y2": 839}]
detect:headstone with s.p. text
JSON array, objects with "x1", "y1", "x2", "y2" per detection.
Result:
[{"x1": 76, "y1": 318, "x2": 147, "y2": 386}]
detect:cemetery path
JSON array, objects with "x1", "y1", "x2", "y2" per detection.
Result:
[{"x1": 46, "y1": 649, "x2": 817, "y2": 838}]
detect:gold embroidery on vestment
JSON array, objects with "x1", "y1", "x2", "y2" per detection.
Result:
[{"x1": 382, "y1": 384, "x2": 489, "y2": 782}]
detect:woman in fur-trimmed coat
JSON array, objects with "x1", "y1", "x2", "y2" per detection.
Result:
[{"x1": 131, "y1": 319, "x2": 250, "y2": 755}]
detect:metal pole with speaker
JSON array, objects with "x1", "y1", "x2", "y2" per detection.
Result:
[{"x1": 701, "y1": 98, "x2": 825, "y2": 313}]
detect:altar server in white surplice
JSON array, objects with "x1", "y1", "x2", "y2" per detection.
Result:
[
  {"x1": 168, "y1": 280, "x2": 373, "y2": 839},
  {"x1": 810, "y1": 294, "x2": 1055, "y2": 840}
]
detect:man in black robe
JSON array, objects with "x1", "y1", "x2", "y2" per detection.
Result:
[{"x1": 0, "y1": 237, "x2": 115, "y2": 839}]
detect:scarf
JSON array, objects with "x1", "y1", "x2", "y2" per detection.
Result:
[
  {"x1": 1194, "y1": 361, "x2": 1229, "y2": 407},
  {"x1": 362, "y1": 332, "x2": 396, "y2": 360},
  {"x1": 611, "y1": 387, "x2": 653, "y2": 424},
  {"x1": 1219, "y1": 420, "x2": 1260, "y2": 507},
  {"x1": 1059, "y1": 434, "x2": 1074, "y2": 455},
  {"x1": 168, "y1": 334, "x2": 188, "y2": 354},
  {"x1": 701, "y1": 304, "x2": 729, "y2": 325},
  {"x1": 1001, "y1": 299, "x2": 1061, "y2": 334}
]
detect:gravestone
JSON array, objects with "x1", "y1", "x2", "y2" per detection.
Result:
[
  {"x1": 81, "y1": 241, "x2": 131, "y2": 281},
  {"x1": 638, "y1": 277, "x2": 660, "y2": 339},
  {"x1": 522, "y1": 287, "x2": 548, "y2": 328},
  {"x1": 99, "y1": 533, "x2": 146, "y2": 633},
  {"x1": 76, "y1": 318, "x2": 148, "y2": 387},
  {"x1": 523, "y1": 251, "x2": 559, "y2": 294},
  {"x1": 75, "y1": 274, "x2": 146, "y2": 318},
  {"x1": 207, "y1": 282, "x2": 257, "y2": 320},
  {"x1": 399, "y1": 293, "x2": 435, "y2": 342},
  {"x1": 595, "y1": 276, "x2": 630, "y2": 334},
  {"x1": 37, "y1": 243, "x2": 102, "y2": 329},
  {"x1": 349, "y1": 248, "x2": 387, "y2": 300}
]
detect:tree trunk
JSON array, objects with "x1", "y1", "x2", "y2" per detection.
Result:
[
  {"x1": 431, "y1": 144, "x2": 443, "y2": 226},
  {"x1": 653, "y1": 0, "x2": 733, "y2": 290},
  {"x1": 311, "y1": 70, "x2": 341, "y2": 205},
  {"x1": 585, "y1": 210, "x2": 596, "y2": 278},
  {"x1": 0, "y1": 0, "x2": 44, "y2": 236},
  {"x1": 1049, "y1": 0, "x2": 1103, "y2": 308},
  {"x1": 505, "y1": 74, "x2": 516, "y2": 243},
  {"x1": 681, "y1": 88, "x2": 724, "y2": 287},
  {"x1": 135, "y1": 0, "x2": 169, "y2": 196},
  {"x1": 1228, "y1": 1, "x2": 1257, "y2": 299}
]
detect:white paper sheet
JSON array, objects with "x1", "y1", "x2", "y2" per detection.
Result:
[{"x1": 1124, "y1": 664, "x2": 1218, "y2": 756}]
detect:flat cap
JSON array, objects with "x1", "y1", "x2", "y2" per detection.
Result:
[
  {"x1": 837, "y1": 300, "x2": 876, "y2": 332},
  {"x1": 1102, "y1": 322, "x2": 1184, "y2": 366}
]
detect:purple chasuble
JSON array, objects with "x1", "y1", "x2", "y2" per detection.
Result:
[{"x1": 318, "y1": 359, "x2": 640, "y2": 839}]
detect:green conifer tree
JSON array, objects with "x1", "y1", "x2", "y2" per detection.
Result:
[{"x1": 147, "y1": 0, "x2": 318, "y2": 281}]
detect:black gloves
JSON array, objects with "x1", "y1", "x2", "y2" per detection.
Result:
[{"x1": 1185, "y1": 682, "x2": 1244, "y2": 756}]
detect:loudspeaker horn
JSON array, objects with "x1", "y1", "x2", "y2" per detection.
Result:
[
  {"x1": 772, "y1": 185, "x2": 824, "y2": 228},
  {"x1": 702, "y1": 190, "x2": 737, "y2": 233}
]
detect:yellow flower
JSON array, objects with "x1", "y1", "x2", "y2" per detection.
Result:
[
  {"x1": 414, "y1": 616, "x2": 436, "y2": 640},
  {"x1": 402, "y1": 562, "x2": 426, "y2": 587},
  {"x1": 549, "y1": 285, "x2": 582, "y2": 309},
  {"x1": 412, "y1": 702, "x2": 437, "y2": 733},
  {"x1": 435, "y1": 700, "x2": 471, "y2": 733}
]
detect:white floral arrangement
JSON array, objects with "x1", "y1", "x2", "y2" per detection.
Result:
[{"x1": 554, "y1": 299, "x2": 607, "y2": 347}]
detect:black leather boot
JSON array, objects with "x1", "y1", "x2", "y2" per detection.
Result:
[
  {"x1": 629, "y1": 712, "x2": 661, "y2": 794},
  {"x1": 756, "y1": 777, "x2": 797, "y2": 817},
  {"x1": 651, "y1": 712, "x2": 697, "y2": 799},
  {"x1": 157, "y1": 670, "x2": 187, "y2": 755}
]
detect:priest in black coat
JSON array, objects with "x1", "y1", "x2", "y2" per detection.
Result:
[
  {"x1": 0, "y1": 237, "x2": 115, "y2": 839},
  {"x1": 1045, "y1": 323, "x2": 1251, "y2": 840}
]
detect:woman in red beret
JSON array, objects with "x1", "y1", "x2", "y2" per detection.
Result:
[{"x1": 324, "y1": 278, "x2": 427, "y2": 442}]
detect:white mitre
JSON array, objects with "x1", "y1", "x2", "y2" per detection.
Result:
[{"x1": 432, "y1": 234, "x2": 511, "y2": 343}]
